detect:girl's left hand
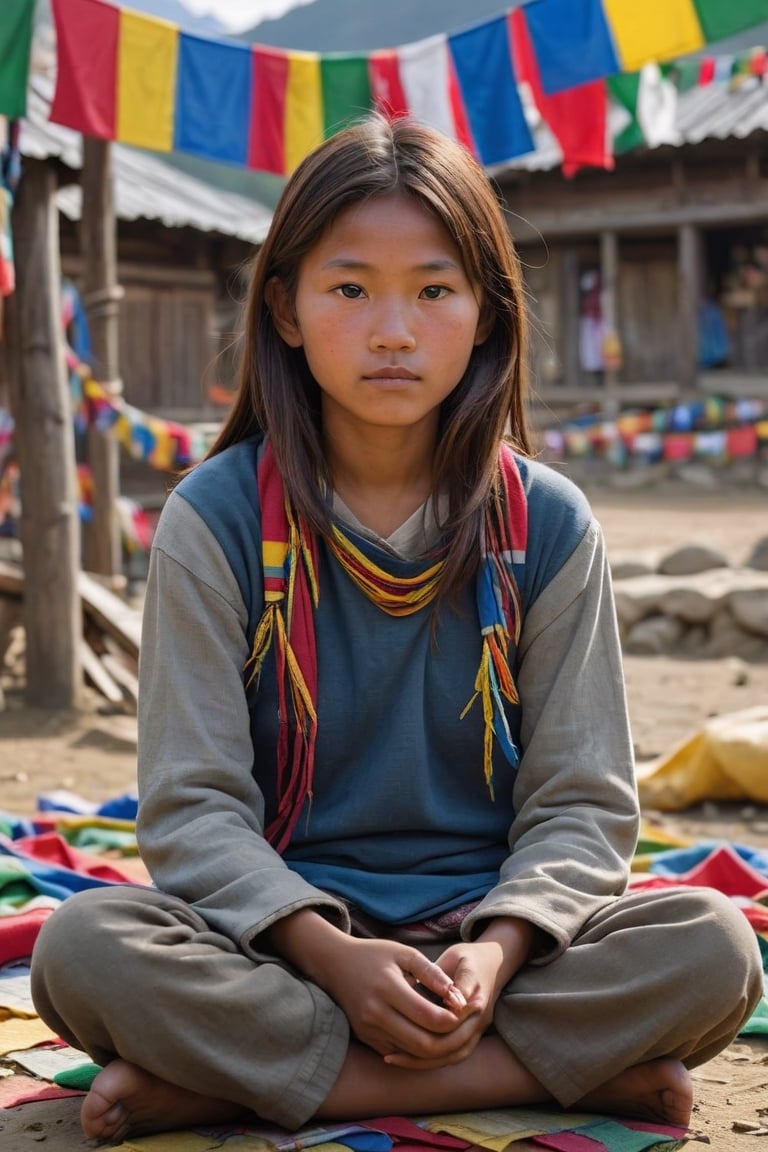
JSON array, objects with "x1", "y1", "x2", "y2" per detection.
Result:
[{"x1": 384, "y1": 917, "x2": 535, "y2": 1070}]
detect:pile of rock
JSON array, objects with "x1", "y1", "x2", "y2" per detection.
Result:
[{"x1": 611, "y1": 538, "x2": 768, "y2": 660}]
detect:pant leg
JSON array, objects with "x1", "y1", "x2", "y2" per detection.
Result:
[
  {"x1": 494, "y1": 885, "x2": 764, "y2": 1108},
  {"x1": 30, "y1": 885, "x2": 349, "y2": 1130}
]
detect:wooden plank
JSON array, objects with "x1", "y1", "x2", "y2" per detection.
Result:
[
  {"x1": 0, "y1": 561, "x2": 23, "y2": 597},
  {"x1": 1, "y1": 564, "x2": 142, "y2": 661},
  {"x1": 80, "y1": 639, "x2": 125, "y2": 706},
  {"x1": 78, "y1": 571, "x2": 142, "y2": 660},
  {"x1": 101, "y1": 650, "x2": 139, "y2": 711}
]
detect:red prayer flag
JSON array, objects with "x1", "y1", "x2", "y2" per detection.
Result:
[
  {"x1": 248, "y1": 46, "x2": 288, "y2": 175},
  {"x1": 368, "y1": 51, "x2": 409, "y2": 118},
  {"x1": 750, "y1": 48, "x2": 767, "y2": 78},
  {"x1": 508, "y1": 8, "x2": 612, "y2": 179},
  {"x1": 50, "y1": 0, "x2": 119, "y2": 140},
  {"x1": 699, "y1": 57, "x2": 716, "y2": 84},
  {"x1": 727, "y1": 424, "x2": 758, "y2": 458},
  {"x1": 663, "y1": 433, "x2": 694, "y2": 461}
]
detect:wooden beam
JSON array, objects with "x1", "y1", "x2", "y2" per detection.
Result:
[
  {"x1": 62, "y1": 256, "x2": 217, "y2": 289},
  {"x1": 7, "y1": 160, "x2": 82, "y2": 708},
  {"x1": 508, "y1": 191, "x2": 768, "y2": 242}
]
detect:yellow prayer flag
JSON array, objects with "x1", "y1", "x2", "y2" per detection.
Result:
[
  {"x1": 117, "y1": 10, "x2": 178, "y2": 152},
  {"x1": 603, "y1": 0, "x2": 705, "y2": 72},
  {"x1": 284, "y1": 51, "x2": 324, "y2": 174}
]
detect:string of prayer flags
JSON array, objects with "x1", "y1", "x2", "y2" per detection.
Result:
[
  {"x1": 542, "y1": 397, "x2": 768, "y2": 468},
  {"x1": 48, "y1": 0, "x2": 768, "y2": 180},
  {"x1": 50, "y1": 0, "x2": 532, "y2": 172},
  {"x1": 525, "y1": 0, "x2": 768, "y2": 93}
]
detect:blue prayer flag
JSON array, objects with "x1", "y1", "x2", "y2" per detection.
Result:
[
  {"x1": 524, "y1": 0, "x2": 620, "y2": 95},
  {"x1": 449, "y1": 17, "x2": 533, "y2": 166},
  {"x1": 175, "y1": 34, "x2": 252, "y2": 166}
]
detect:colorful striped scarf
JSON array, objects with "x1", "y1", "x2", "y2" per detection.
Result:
[{"x1": 246, "y1": 441, "x2": 528, "y2": 853}]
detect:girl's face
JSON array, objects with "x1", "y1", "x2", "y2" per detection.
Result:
[{"x1": 272, "y1": 192, "x2": 491, "y2": 445}]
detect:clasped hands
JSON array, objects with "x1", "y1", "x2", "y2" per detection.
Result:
[
  {"x1": 323, "y1": 935, "x2": 504, "y2": 1070},
  {"x1": 268, "y1": 909, "x2": 534, "y2": 1071}
]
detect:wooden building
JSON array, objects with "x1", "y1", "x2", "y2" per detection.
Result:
[{"x1": 496, "y1": 71, "x2": 768, "y2": 419}]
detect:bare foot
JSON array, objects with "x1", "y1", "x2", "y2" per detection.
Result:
[
  {"x1": 578, "y1": 1058, "x2": 693, "y2": 1128},
  {"x1": 81, "y1": 1060, "x2": 246, "y2": 1142}
]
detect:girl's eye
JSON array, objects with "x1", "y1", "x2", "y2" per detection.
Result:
[
  {"x1": 421, "y1": 285, "x2": 449, "y2": 300},
  {"x1": 337, "y1": 284, "x2": 363, "y2": 299}
]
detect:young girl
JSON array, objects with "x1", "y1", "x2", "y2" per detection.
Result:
[{"x1": 32, "y1": 115, "x2": 762, "y2": 1143}]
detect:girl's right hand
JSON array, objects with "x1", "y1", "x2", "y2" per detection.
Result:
[{"x1": 266, "y1": 910, "x2": 467, "y2": 1059}]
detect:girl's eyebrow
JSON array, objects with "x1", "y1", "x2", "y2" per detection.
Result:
[{"x1": 321, "y1": 257, "x2": 463, "y2": 272}]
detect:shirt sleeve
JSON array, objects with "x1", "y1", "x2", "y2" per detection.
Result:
[
  {"x1": 461, "y1": 518, "x2": 639, "y2": 961},
  {"x1": 137, "y1": 491, "x2": 350, "y2": 957}
]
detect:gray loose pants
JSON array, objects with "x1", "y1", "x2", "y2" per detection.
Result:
[{"x1": 31, "y1": 883, "x2": 763, "y2": 1130}]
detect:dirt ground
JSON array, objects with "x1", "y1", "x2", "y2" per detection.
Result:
[{"x1": 1, "y1": 480, "x2": 768, "y2": 1150}]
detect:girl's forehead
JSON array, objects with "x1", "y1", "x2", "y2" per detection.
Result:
[{"x1": 312, "y1": 192, "x2": 464, "y2": 259}]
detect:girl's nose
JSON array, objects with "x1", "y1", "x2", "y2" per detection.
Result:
[{"x1": 369, "y1": 299, "x2": 417, "y2": 351}]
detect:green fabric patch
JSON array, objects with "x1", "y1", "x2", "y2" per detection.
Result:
[{"x1": 53, "y1": 1062, "x2": 102, "y2": 1091}]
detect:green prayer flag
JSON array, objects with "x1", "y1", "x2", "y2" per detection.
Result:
[
  {"x1": 694, "y1": 0, "x2": 768, "y2": 44},
  {"x1": 320, "y1": 55, "x2": 373, "y2": 139},
  {"x1": 609, "y1": 64, "x2": 678, "y2": 156},
  {"x1": 608, "y1": 73, "x2": 645, "y2": 155},
  {"x1": 0, "y1": 0, "x2": 35, "y2": 119}
]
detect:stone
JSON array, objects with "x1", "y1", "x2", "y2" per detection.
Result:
[
  {"x1": 730, "y1": 585, "x2": 768, "y2": 638},
  {"x1": 613, "y1": 573, "x2": 670, "y2": 628},
  {"x1": 626, "y1": 614, "x2": 685, "y2": 655},
  {"x1": 658, "y1": 542, "x2": 728, "y2": 576},
  {"x1": 609, "y1": 550, "x2": 660, "y2": 580},
  {"x1": 677, "y1": 625, "x2": 710, "y2": 655},
  {"x1": 745, "y1": 536, "x2": 768, "y2": 572},
  {"x1": 727, "y1": 657, "x2": 750, "y2": 686}
]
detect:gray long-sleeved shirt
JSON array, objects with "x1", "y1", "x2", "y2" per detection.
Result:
[{"x1": 137, "y1": 437, "x2": 638, "y2": 965}]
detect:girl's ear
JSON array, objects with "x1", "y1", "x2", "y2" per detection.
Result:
[
  {"x1": 474, "y1": 300, "x2": 495, "y2": 346},
  {"x1": 265, "y1": 277, "x2": 303, "y2": 347}
]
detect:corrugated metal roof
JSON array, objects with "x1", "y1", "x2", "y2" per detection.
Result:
[
  {"x1": 20, "y1": 80, "x2": 272, "y2": 245},
  {"x1": 675, "y1": 77, "x2": 768, "y2": 144}
]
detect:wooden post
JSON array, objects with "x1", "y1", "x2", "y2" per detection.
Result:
[
  {"x1": 561, "y1": 246, "x2": 581, "y2": 389},
  {"x1": 7, "y1": 159, "x2": 82, "y2": 708},
  {"x1": 599, "y1": 230, "x2": 620, "y2": 417},
  {"x1": 677, "y1": 223, "x2": 701, "y2": 400},
  {"x1": 81, "y1": 136, "x2": 122, "y2": 579}
]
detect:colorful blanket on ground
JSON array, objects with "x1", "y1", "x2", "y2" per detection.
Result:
[{"x1": 2, "y1": 794, "x2": 768, "y2": 1152}]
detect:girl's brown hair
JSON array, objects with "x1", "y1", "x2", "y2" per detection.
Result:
[{"x1": 208, "y1": 114, "x2": 531, "y2": 597}]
